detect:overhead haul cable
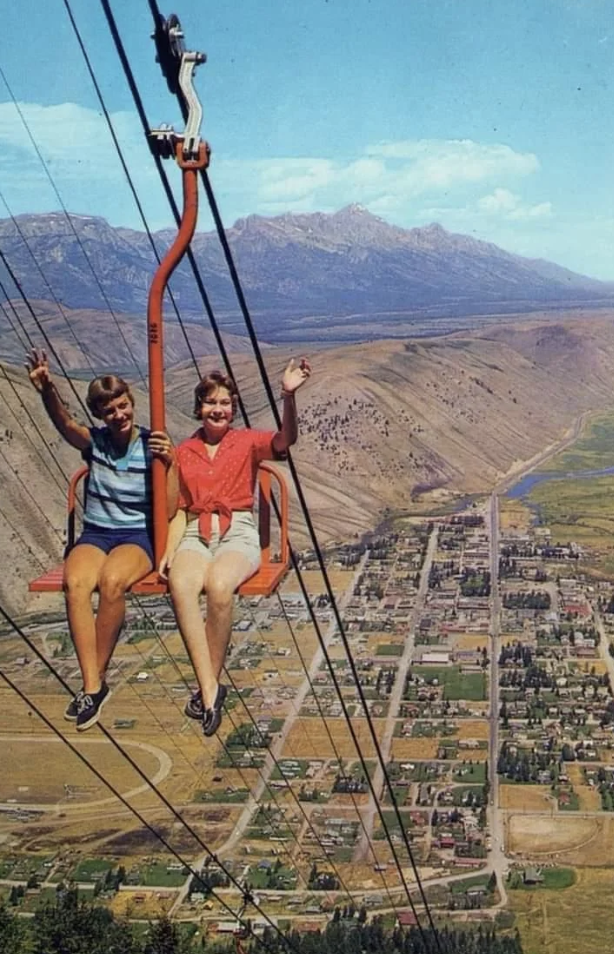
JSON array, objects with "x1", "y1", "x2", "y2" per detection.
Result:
[
  {"x1": 143, "y1": 9, "x2": 444, "y2": 942},
  {"x1": 101, "y1": 2, "x2": 441, "y2": 941},
  {"x1": 66, "y1": 0, "x2": 249, "y2": 415}
]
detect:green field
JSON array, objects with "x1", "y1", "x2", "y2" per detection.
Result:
[
  {"x1": 509, "y1": 867, "x2": 575, "y2": 891},
  {"x1": 70, "y1": 859, "x2": 113, "y2": 883},
  {"x1": 375, "y1": 643, "x2": 404, "y2": 656},
  {"x1": 536, "y1": 411, "x2": 614, "y2": 474},
  {"x1": 453, "y1": 762, "x2": 487, "y2": 783},
  {"x1": 138, "y1": 863, "x2": 188, "y2": 887},
  {"x1": 449, "y1": 873, "x2": 492, "y2": 894},
  {"x1": 520, "y1": 409, "x2": 614, "y2": 575},
  {"x1": 527, "y1": 475, "x2": 614, "y2": 569},
  {"x1": 411, "y1": 666, "x2": 487, "y2": 701}
]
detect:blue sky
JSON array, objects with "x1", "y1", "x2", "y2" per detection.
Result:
[{"x1": 0, "y1": 0, "x2": 613, "y2": 278}]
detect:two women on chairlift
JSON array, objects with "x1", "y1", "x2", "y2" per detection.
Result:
[{"x1": 29, "y1": 348, "x2": 310, "y2": 736}]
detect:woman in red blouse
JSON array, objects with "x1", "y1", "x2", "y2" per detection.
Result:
[{"x1": 161, "y1": 358, "x2": 311, "y2": 736}]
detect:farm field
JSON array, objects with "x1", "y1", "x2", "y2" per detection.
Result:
[
  {"x1": 525, "y1": 475, "x2": 614, "y2": 574},
  {"x1": 0, "y1": 736, "x2": 163, "y2": 804},
  {"x1": 455, "y1": 719, "x2": 489, "y2": 741},
  {"x1": 388, "y1": 738, "x2": 440, "y2": 760},
  {"x1": 452, "y1": 634, "x2": 489, "y2": 651},
  {"x1": 280, "y1": 567, "x2": 355, "y2": 595},
  {"x1": 510, "y1": 867, "x2": 614, "y2": 954},
  {"x1": 500, "y1": 785, "x2": 553, "y2": 812},
  {"x1": 283, "y1": 717, "x2": 385, "y2": 759},
  {"x1": 566, "y1": 764, "x2": 602, "y2": 813},
  {"x1": 498, "y1": 497, "x2": 532, "y2": 532}
]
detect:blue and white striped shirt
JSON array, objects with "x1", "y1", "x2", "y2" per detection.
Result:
[{"x1": 82, "y1": 426, "x2": 152, "y2": 530}]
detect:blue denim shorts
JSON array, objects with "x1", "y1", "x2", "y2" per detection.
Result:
[{"x1": 73, "y1": 523, "x2": 154, "y2": 565}]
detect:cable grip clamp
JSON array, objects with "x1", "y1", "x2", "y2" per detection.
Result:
[{"x1": 151, "y1": 12, "x2": 207, "y2": 161}]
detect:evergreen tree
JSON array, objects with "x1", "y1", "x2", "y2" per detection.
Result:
[
  {"x1": 31, "y1": 888, "x2": 136, "y2": 954},
  {"x1": 0, "y1": 904, "x2": 25, "y2": 954},
  {"x1": 144, "y1": 917, "x2": 192, "y2": 954}
]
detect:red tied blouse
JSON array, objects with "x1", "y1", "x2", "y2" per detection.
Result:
[{"x1": 176, "y1": 428, "x2": 281, "y2": 542}]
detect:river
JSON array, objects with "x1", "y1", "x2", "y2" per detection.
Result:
[{"x1": 507, "y1": 465, "x2": 614, "y2": 499}]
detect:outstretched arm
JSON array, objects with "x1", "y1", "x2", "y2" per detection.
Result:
[
  {"x1": 25, "y1": 348, "x2": 91, "y2": 451},
  {"x1": 272, "y1": 357, "x2": 311, "y2": 455}
]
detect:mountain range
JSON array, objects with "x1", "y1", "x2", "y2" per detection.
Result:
[{"x1": 1, "y1": 206, "x2": 613, "y2": 347}]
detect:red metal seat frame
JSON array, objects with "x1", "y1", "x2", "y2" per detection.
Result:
[{"x1": 29, "y1": 461, "x2": 289, "y2": 598}]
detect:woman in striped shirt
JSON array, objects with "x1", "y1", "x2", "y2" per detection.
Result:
[{"x1": 27, "y1": 348, "x2": 176, "y2": 731}]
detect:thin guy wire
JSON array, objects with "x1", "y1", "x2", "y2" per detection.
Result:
[{"x1": 0, "y1": 602, "x2": 304, "y2": 952}]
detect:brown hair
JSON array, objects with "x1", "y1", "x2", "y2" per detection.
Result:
[
  {"x1": 193, "y1": 370, "x2": 238, "y2": 419},
  {"x1": 86, "y1": 375, "x2": 134, "y2": 419}
]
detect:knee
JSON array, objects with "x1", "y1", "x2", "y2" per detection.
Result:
[
  {"x1": 169, "y1": 567, "x2": 202, "y2": 605},
  {"x1": 205, "y1": 577, "x2": 235, "y2": 608},
  {"x1": 63, "y1": 571, "x2": 95, "y2": 601},
  {"x1": 98, "y1": 570, "x2": 129, "y2": 603}
]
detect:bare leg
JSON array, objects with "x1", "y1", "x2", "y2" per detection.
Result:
[
  {"x1": 63, "y1": 545, "x2": 107, "y2": 694},
  {"x1": 96, "y1": 544, "x2": 152, "y2": 680},
  {"x1": 169, "y1": 549, "x2": 254, "y2": 707},
  {"x1": 169, "y1": 550, "x2": 213, "y2": 702},
  {"x1": 205, "y1": 551, "x2": 254, "y2": 684}
]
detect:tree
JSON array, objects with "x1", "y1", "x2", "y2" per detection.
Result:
[
  {"x1": 144, "y1": 917, "x2": 192, "y2": 954},
  {"x1": 31, "y1": 888, "x2": 136, "y2": 954},
  {"x1": 0, "y1": 905, "x2": 25, "y2": 954}
]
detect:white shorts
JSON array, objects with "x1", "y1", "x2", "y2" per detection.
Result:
[{"x1": 175, "y1": 511, "x2": 261, "y2": 575}]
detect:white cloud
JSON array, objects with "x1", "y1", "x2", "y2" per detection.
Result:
[
  {"x1": 367, "y1": 138, "x2": 539, "y2": 181},
  {"x1": 0, "y1": 101, "x2": 137, "y2": 180},
  {"x1": 478, "y1": 188, "x2": 552, "y2": 221},
  {"x1": 258, "y1": 158, "x2": 336, "y2": 201},
  {"x1": 0, "y1": 101, "x2": 553, "y2": 248},
  {"x1": 213, "y1": 138, "x2": 541, "y2": 219}
]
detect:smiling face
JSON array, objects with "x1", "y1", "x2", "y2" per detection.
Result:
[
  {"x1": 198, "y1": 385, "x2": 233, "y2": 441},
  {"x1": 99, "y1": 392, "x2": 135, "y2": 442}
]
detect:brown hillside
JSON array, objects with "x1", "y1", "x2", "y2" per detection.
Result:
[{"x1": 3, "y1": 314, "x2": 614, "y2": 615}]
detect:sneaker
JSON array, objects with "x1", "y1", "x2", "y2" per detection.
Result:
[
  {"x1": 202, "y1": 684, "x2": 228, "y2": 738},
  {"x1": 184, "y1": 689, "x2": 204, "y2": 721},
  {"x1": 76, "y1": 683, "x2": 110, "y2": 732},
  {"x1": 64, "y1": 689, "x2": 85, "y2": 722}
]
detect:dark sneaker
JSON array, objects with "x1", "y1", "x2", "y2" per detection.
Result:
[
  {"x1": 64, "y1": 689, "x2": 84, "y2": 722},
  {"x1": 184, "y1": 689, "x2": 204, "y2": 721},
  {"x1": 76, "y1": 683, "x2": 110, "y2": 732},
  {"x1": 203, "y1": 684, "x2": 228, "y2": 738}
]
